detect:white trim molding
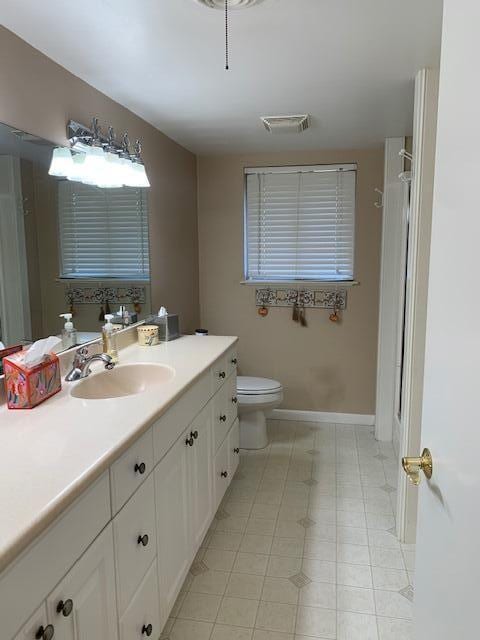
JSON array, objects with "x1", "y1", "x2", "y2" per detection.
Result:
[{"x1": 268, "y1": 409, "x2": 375, "y2": 426}]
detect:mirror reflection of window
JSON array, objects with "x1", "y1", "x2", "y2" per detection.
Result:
[{"x1": 0, "y1": 123, "x2": 152, "y2": 357}]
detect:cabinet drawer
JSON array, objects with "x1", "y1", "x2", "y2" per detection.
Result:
[
  {"x1": 119, "y1": 559, "x2": 161, "y2": 640},
  {"x1": 226, "y1": 346, "x2": 238, "y2": 378},
  {"x1": 153, "y1": 372, "x2": 211, "y2": 465},
  {"x1": 1, "y1": 472, "x2": 110, "y2": 640},
  {"x1": 113, "y1": 475, "x2": 157, "y2": 616},
  {"x1": 210, "y1": 354, "x2": 228, "y2": 394},
  {"x1": 110, "y1": 428, "x2": 154, "y2": 514},
  {"x1": 214, "y1": 436, "x2": 230, "y2": 509}
]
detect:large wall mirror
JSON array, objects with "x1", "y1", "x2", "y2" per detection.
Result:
[{"x1": 0, "y1": 122, "x2": 151, "y2": 359}]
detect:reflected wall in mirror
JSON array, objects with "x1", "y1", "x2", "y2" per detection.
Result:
[{"x1": 0, "y1": 123, "x2": 151, "y2": 357}]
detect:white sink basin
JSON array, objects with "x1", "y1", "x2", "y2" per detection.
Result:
[{"x1": 70, "y1": 363, "x2": 175, "y2": 400}]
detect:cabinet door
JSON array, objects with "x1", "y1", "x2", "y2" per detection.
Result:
[
  {"x1": 228, "y1": 419, "x2": 240, "y2": 479},
  {"x1": 188, "y1": 404, "x2": 214, "y2": 551},
  {"x1": 119, "y1": 560, "x2": 160, "y2": 640},
  {"x1": 213, "y1": 384, "x2": 230, "y2": 452},
  {"x1": 14, "y1": 603, "x2": 52, "y2": 640},
  {"x1": 155, "y1": 431, "x2": 191, "y2": 620},
  {"x1": 113, "y1": 474, "x2": 157, "y2": 616},
  {"x1": 214, "y1": 435, "x2": 230, "y2": 510},
  {"x1": 227, "y1": 373, "x2": 238, "y2": 427},
  {"x1": 46, "y1": 525, "x2": 117, "y2": 640}
]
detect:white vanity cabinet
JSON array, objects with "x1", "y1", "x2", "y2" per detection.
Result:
[
  {"x1": 2, "y1": 341, "x2": 239, "y2": 640},
  {"x1": 45, "y1": 526, "x2": 118, "y2": 640},
  {"x1": 188, "y1": 403, "x2": 214, "y2": 551},
  {"x1": 14, "y1": 605, "x2": 51, "y2": 640},
  {"x1": 154, "y1": 428, "x2": 191, "y2": 622}
]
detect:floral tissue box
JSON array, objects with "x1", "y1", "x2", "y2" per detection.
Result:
[{"x1": 3, "y1": 351, "x2": 61, "y2": 409}]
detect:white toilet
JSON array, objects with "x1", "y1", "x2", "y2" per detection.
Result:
[{"x1": 237, "y1": 376, "x2": 283, "y2": 449}]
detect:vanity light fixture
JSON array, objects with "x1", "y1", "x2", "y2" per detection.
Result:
[{"x1": 47, "y1": 117, "x2": 151, "y2": 188}]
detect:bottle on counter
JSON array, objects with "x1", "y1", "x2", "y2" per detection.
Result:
[
  {"x1": 59, "y1": 313, "x2": 77, "y2": 349},
  {"x1": 102, "y1": 314, "x2": 119, "y2": 363}
]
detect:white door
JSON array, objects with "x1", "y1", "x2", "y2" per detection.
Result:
[
  {"x1": 188, "y1": 404, "x2": 214, "y2": 551},
  {"x1": 155, "y1": 429, "x2": 191, "y2": 619},
  {"x1": 46, "y1": 525, "x2": 117, "y2": 640},
  {"x1": 413, "y1": 1, "x2": 480, "y2": 636}
]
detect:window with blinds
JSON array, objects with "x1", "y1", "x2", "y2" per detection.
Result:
[
  {"x1": 58, "y1": 182, "x2": 150, "y2": 280},
  {"x1": 244, "y1": 164, "x2": 356, "y2": 282}
]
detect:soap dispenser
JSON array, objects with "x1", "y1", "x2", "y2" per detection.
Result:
[
  {"x1": 59, "y1": 313, "x2": 77, "y2": 349},
  {"x1": 102, "y1": 314, "x2": 119, "y2": 363}
]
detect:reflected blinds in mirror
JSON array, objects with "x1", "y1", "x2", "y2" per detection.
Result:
[
  {"x1": 58, "y1": 182, "x2": 150, "y2": 280},
  {"x1": 245, "y1": 164, "x2": 356, "y2": 282}
]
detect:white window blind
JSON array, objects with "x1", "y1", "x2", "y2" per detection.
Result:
[
  {"x1": 58, "y1": 182, "x2": 150, "y2": 280},
  {"x1": 245, "y1": 164, "x2": 356, "y2": 282}
]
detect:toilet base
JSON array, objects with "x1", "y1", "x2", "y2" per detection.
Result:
[{"x1": 239, "y1": 410, "x2": 269, "y2": 450}]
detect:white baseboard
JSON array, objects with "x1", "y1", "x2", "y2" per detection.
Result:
[{"x1": 268, "y1": 409, "x2": 375, "y2": 426}]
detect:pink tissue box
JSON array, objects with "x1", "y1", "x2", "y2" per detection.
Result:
[{"x1": 3, "y1": 350, "x2": 61, "y2": 409}]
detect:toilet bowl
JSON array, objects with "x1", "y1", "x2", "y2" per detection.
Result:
[{"x1": 237, "y1": 376, "x2": 283, "y2": 449}]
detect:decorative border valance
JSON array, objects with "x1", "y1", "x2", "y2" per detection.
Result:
[
  {"x1": 65, "y1": 286, "x2": 146, "y2": 305},
  {"x1": 255, "y1": 288, "x2": 347, "y2": 309}
]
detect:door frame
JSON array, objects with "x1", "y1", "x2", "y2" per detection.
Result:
[
  {"x1": 375, "y1": 137, "x2": 406, "y2": 444},
  {"x1": 395, "y1": 68, "x2": 439, "y2": 543},
  {"x1": 0, "y1": 155, "x2": 31, "y2": 345}
]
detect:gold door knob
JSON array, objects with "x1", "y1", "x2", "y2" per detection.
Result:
[{"x1": 402, "y1": 448, "x2": 433, "y2": 485}]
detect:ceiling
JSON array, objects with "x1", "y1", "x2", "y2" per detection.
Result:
[{"x1": 0, "y1": 0, "x2": 443, "y2": 154}]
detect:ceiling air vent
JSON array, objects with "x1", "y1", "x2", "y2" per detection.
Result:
[
  {"x1": 194, "y1": 0, "x2": 264, "y2": 8},
  {"x1": 261, "y1": 115, "x2": 310, "y2": 134}
]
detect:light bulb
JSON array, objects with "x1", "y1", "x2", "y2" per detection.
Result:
[
  {"x1": 119, "y1": 157, "x2": 137, "y2": 187},
  {"x1": 97, "y1": 150, "x2": 123, "y2": 188},
  {"x1": 66, "y1": 152, "x2": 87, "y2": 183},
  {"x1": 133, "y1": 163, "x2": 151, "y2": 188},
  {"x1": 48, "y1": 147, "x2": 73, "y2": 177},
  {"x1": 82, "y1": 145, "x2": 107, "y2": 186}
]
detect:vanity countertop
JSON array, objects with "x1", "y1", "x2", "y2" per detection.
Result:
[{"x1": 0, "y1": 335, "x2": 237, "y2": 574}]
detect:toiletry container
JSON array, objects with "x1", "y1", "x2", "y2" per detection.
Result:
[
  {"x1": 59, "y1": 313, "x2": 77, "y2": 349},
  {"x1": 137, "y1": 325, "x2": 160, "y2": 346},
  {"x1": 102, "y1": 314, "x2": 119, "y2": 363}
]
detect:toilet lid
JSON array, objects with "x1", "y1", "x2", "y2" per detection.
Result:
[{"x1": 237, "y1": 376, "x2": 283, "y2": 395}]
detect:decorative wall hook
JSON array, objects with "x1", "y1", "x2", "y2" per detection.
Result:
[
  {"x1": 399, "y1": 149, "x2": 413, "y2": 163},
  {"x1": 374, "y1": 188, "x2": 384, "y2": 209}
]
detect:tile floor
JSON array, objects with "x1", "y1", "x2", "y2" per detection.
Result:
[{"x1": 161, "y1": 421, "x2": 416, "y2": 640}]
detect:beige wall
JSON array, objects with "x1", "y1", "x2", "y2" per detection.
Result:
[
  {"x1": 0, "y1": 27, "x2": 199, "y2": 333},
  {"x1": 198, "y1": 150, "x2": 383, "y2": 415}
]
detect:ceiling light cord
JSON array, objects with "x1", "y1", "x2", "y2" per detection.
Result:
[{"x1": 225, "y1": 0, "x2": 229, "y2": 70}]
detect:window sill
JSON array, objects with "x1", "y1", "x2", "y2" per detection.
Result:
[
  {"x1": 56, "y1": 277, "x2": 151, "y2": 284},
  {"x1": 240, "y1": 280, "x2": 359, "y2": 288}
]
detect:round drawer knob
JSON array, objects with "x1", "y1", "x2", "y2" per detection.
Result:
[
  {"x1": 218, "y1": 371, "x2": 226, "y2": 379},
  {"x1": 137, "y1": 534, "x2": 149, "y2": 547},
  {"x1": 219, "y1": 414, "x2": 227, "y2": 422},
  {"x1": 36, "y1": 625, "x2": 55, "y2": 640},
  {"x1": 56, "y1": 599, "x2": 73, "y2": 617},
  {"x1": 234, "y1": 447, "x2": 240, "y2": 454},
  {"x1": 142, "y1": 623, "x2": 153, "y2": 636},
  {"x1": 231, "y1": 358, "x2": 237, "y2": 365},
  {"x1": 231, "y1": 396, "x2": 238, "y2": 404},
  {"x1": 221, "y1": 471, "x2": 228, "y2": 478},
  {"x1": 185, "y1": 436, "x2": 194, "y2": 447},
  {"x1": 191, "y1": 430, "x2": 199, "y2": 440},
  {"x1": 134, "y1": 462, "x2": 146, "y2": 475}
]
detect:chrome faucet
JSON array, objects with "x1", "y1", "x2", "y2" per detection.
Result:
[{"x1": 65, "y1": 346, "x2": 115, "y2": 382}]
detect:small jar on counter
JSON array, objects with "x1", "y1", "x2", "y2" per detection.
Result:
[{"x1": 137, "y1": 325, "x2": 160, "y2": 346}]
